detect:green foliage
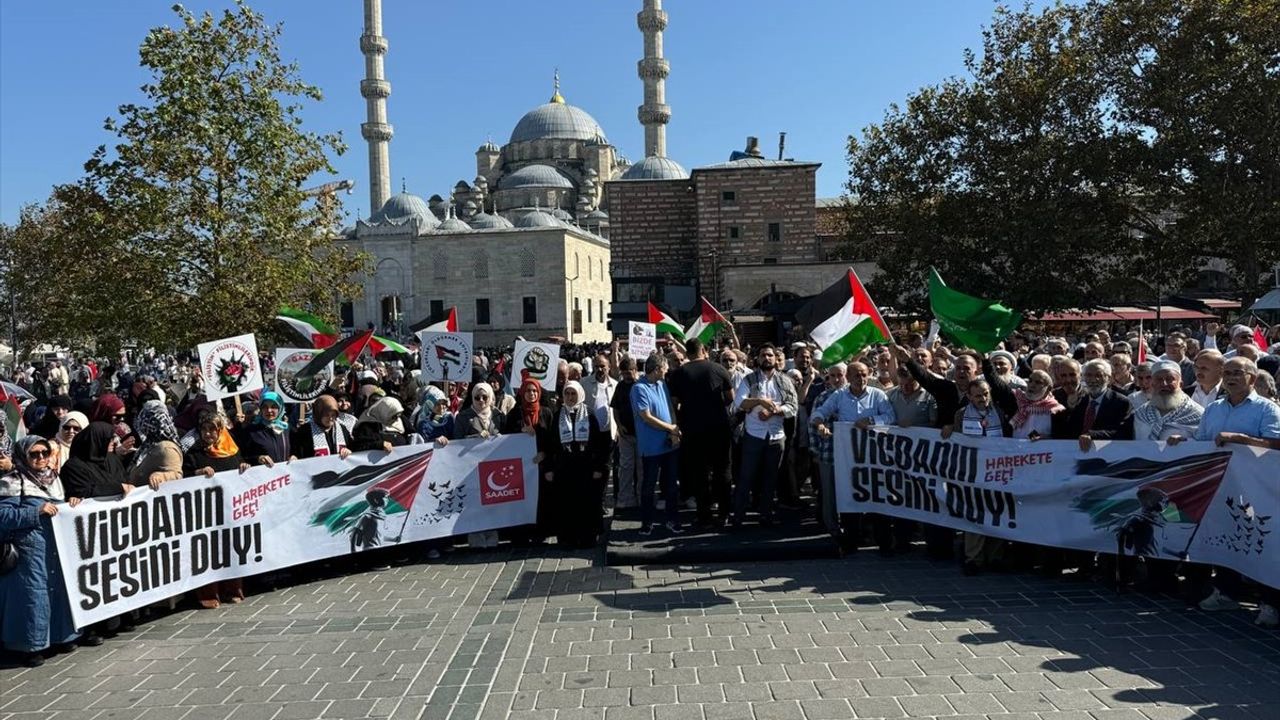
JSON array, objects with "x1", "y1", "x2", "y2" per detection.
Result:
[
  {"x1": 34, "y1": 1, "x2": 367, "y2": 353},
  {"x1": 845, "y1": 0, "x2": 1280, "y2": 313}
]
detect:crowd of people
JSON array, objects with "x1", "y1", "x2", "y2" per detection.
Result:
[{"x1": 2, "y1": 320, "x2": 1279, "y2": 667}]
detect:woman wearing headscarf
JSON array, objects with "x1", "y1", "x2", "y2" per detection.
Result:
[
  {"x1": 50, "y1": 411, "x2": 88, "y2": 474},
  {"x1": 415, "y1": 386, "x2": 455, "y2": 443},
  {"x1": 61, "y1": 422, "x2": 133, "y2": 501},
  {"x1": 545, "y1": 381, "x2": 610, "y2": 548},
  {"x1": 351, "y1": 396, "x2": 413, "y2": 452},
  {"x1": 488, "y1": 370, "x2": 516, "y2": 416},
  {"x1": 129, "y1": 401, "x2": 184, "y2": 490},
  {"x1": 502, "y1": 379, "x2": 556, "y2": 543},
  {"x1": 181, "y1": 410, "x2": 247, "y2": 608},
  {"x1": 0, "y1": 436, "x2": 83, "y2": 666},
  {"x1": 240, "y1": 391, "x2": 294, "y2": 466},
  {"x1": 454, "y1": 382, "x2": 503, "y2": 548},
  {"x1": 30, "y1": 395, "x2": 73, "y2": 441}
]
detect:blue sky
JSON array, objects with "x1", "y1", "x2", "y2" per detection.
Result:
[{"x1": 0, "y1": 1, "x2": 1012, "y2": 224}]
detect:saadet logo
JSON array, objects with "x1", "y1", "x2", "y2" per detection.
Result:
[{"x1": 479, "y1": 458, "x2": 525, "y2": 505}]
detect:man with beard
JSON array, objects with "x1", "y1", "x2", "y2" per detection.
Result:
[
  {"x1": 1159, "y1": 332, "x2": 1197, "y2": 386},
  {"x1": 731, "y1": 344, "x2": 797, "y2": 528},
  {"x1": 780, "y1": 344, "x2": 819, "y2": 509},
  {"x1": 1052, "y1": 359, "x2": 1133, "y2": 450},
  {"x1": 1186, "y1": 349, "x2": 1225, "y2": 409},
  {"x1": 1109, "y1": 353, "x2": 1136, "y2": 393},
  {"x1": 988, "y1": 350, "x2": 1026, "y2": 390},
  {"x1": 1133, "y1": 361, "x2": 1203, "y2": 440},
  {"x1": 1051, "y1": 356, "x2": 1086, "y2": 411}
]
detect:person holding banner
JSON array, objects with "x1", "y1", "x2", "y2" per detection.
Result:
[
  {"x1": 61, "y1": 422, "x2": 134, "y2": 502},
  {"x1": 503, "y1": 379, "x2": 556, "y2": 543},
  {"x1": 292, "y1": 395, "x2": 353, "y2": 459},
  {"x1": 941, "y1": 379, "x2": 1011, "y2": 576},
  {"x1": 352, "y1": 396, "x2": 415, "y2": 451},
  {"x1": 181, "y1": 410, "x2": 248, "y2": 609},
  {"x1": 1, "y1": 436, "x2": 82, "y2": 666},
  {"x1": 548, "y1": 381, "x2": 611, "y2": 548},
  {"x1": 454, "y1": 382, "x2": 504, "y2": 549},
  {"x1": 128, "y1": 401, "x2": 184, "y2": 490},
  {"x1": 239, "y1": 391, "x2": 294, "y2": 466},
  {"x1": 416, "y1": 386, "x2": 456, "y2": 444}
]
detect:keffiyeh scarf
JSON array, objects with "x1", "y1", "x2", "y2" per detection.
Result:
[
  {"x1": 1011, "y1": 390, "x2": 1064, "y2": 430},
  {"x1": 1134, "y1": 398, "x2": 1203, "y2": 441}
]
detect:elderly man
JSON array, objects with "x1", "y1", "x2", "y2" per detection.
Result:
[
  {"x1": 887, "y1": 365, "x2": 936, "y2": 429},
  {"x1": 1109, "y1": 353, "x2": 1135, "y2": 393},
  {"x1": 1083, "y1": 342, "x2": 1107, "y2": 361},
  {"x1": 989, "y1": 350, "x2": 1026, "y2": 390},
  {"x1": 632, "y1": 353, "x2": 682, "y2": 535},
  {"x1": 1127, "y1": 360, "x2": 1153, "y2": 408},
  {"x1": 731, "y1": 344, "x2": 798, "y2": 528},
  {"x1": 1186, "y1": 349, "x2": 1225, "y2": 409},
  {"x1": 1169, "y1": 357, "x2": 1280, "y2": 625},
  {"x1": 1133, "y1": 361, "x2": 1203, "y2": 440},
  {"x1": 806, "y1": 363, "x2": 847, "y2": 538},
  {"x1": 720, "y1": 348, "x2": 748, "y2": 387},
  {"x1": 811, "y1": 361, "x2": 896, "y2": 553},
  {"x1": 1209, "y1": 324, "x2": 1258, "y2": 359},
  {"x1": 1160, "y1": 332, "x2": 1197, "y2": 386},
  {"x1": 1052, "y1": 359, "x2": 1133, "y2": 449}
]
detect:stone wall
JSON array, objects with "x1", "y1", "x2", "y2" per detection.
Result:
[{"x1": 604, "y1": 178, "x2": 698, "y2": 282}]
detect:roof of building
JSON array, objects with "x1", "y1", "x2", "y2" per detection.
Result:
[
  {"x1": 499, "y1": 163, "x2": 576, "y2": 190},
  {"x1": 619, "y1": 156, "x2": 689, "y2": 180},
  {"x1": 549, "y1": 208, "x2": 575, "y2": 223},
  {"x1": 435, "y1": 216, "x2": 472, "y2": 233},
  {"x1": 371, "y1": 192, "x2": 440, "y2": 228},
  {"x1": 468, "y1": 212, "x2": 515, "y2": 230},
  {"x1": 510, "y1": 101, "x2": 608, "y2": 144},
  {"x1": 477, "y1": 140, "x2": 499, "y2": 153},
  {"x1": 586, "y1": 209, "x2": 610, "y2": 220},
  {"x1": 695, "y1": 157, "x2": 821, "y2": 171}
]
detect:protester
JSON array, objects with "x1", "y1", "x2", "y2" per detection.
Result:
[
  {"x1": 806, "y1": 363, "x2": 847, "y2": 538},
  {"x1": 416, "y1": 386, "x2": 455, "y2": 444},
  {"x1": 292, "y1": 395, "x2": 353, "y2": 459},
  {"x1": 128, "y1": 400, "x2": 184, "y2": 490},
  {"x1": 546, "y1": 380, "x2": 610, "y2": 548},
  {"x1": 731, "y1": 344, "x2": 797, "y2": 529},
  {"x1": 182, "y1": 410, "x2": 247, "y2": 609},
  {"x1": 352, "y1": 396, "x2": 413, "y2": 451},
  {"x1": 1187, "y1": 349, "x2": 1225, "y2": 409},
  {"x1": 50, "y1": 411, "x2": 88, "y2": 473},
  {"x1": 632, "y1": 353, "x2": 682, "y2": 535},
  {"x1": 886, "y1": 365, "x2": 936, "y2": 429},
  {"x1": 667, "y1": 339, "x2": 735, "y2": 528},
  {"x1": 0, "y1": 436, "x2": 82, "y2": 666},
  {"x1": 1052, "y1": 359, "x2": 1134, "y2": 449},
  {"x1": 610, "y1": 356, "x2": 643, "y2": 510},
  {"x1": 503, "y1": 379, "x2": 556, "y2": 542},
  {"x1": 240, "y1": 391, "x2": 293, "y2": 465},
  {"x1": 1133, "y1": 361, "x2": 1203, "y2": 441},
  {"x1": 61, "y1": 422, "x2": 133, "y2": 501},
  {"x1": 943, "y1": 379, "x2": 1010, "y2": 575}
]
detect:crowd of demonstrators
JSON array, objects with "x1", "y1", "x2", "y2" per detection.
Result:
[{"x1": 3, "y1": 322, "x2": 1279, "y2": 665}]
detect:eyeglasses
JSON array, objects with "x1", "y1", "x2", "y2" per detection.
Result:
[
  {"x1": 112, "y1": 414, "x2": 126, "y2": 422},
  {"x1": 64, "y1": 425, "x2": 82, "y2": 434},
  {"x1": 28, "y1": 450, "x2": 50, "y2": 459}
]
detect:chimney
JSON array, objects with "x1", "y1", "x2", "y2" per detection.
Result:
[
  {"x1": 744, "y1": 136, "x2": 762, "y2": 158},
  {"x1": 777, "y1": 132, "x2": 786, "y2": 161}
]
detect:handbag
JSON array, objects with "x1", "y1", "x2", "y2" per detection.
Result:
[{"x1": 0, "y1": 481, "x2": 25, "y2": 575}]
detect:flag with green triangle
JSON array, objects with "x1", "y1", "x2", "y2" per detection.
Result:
[
  {"x1": 277, "y1": 307, "x2": 339, "y2": 348},
  {"x1": 685, "y1": 296, "x2": 730, "y2": 344},
  {"x1": 796, "y1": 268, "x2": 890, "y2": 366},
  {"x1": 928, "y1": 268, "x2": 1022, "y2": 353},
  {"x1": 647, "y1": 301, "x2": 686, "y2": 340}
]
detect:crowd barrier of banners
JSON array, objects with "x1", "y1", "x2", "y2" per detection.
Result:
[
  {"x1": 51, "y1": 435, "x2": 538, "y2": 628},
  {"x1": 834, "y1": 424, "x2": 1280, "y2": 589}
]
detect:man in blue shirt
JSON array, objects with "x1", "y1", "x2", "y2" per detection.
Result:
[{"x1": 631, "y1": 353, "x2": 681, "y2": 535}]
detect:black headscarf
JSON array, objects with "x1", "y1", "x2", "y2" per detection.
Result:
[
  {"x1": 60, "y1": 421, "x2": 128, "y2": 499},
  {"x1": 31, "y1": 395, "x2": 74, "y2": 439}
]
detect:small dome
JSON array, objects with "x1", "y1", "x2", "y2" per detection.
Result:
[
  {"x1": 514, "y1": 209, "x2": 562, "y2": 228},
  {"x1": 477, "y1": 140, "x2": 499, "y2": 153},
  {"x1": 499, "y1": 163, "x2": 576, "y2": 190},
  {"x1": 469, "y1": 212, "x2": 515, "y2": 230},
  {"x1": 549, "y1": 208, "x2": 574, "y2": 223},
  {"x1": 435, "y1": 216, "x2": 472, "y2": 233},
  {"x1": 510, "y1": 102, "x2": 607, "y2": 144},
  {"x1": 621, "y1": 156, "x2": 689, "y2": 180},
  {"x1": 586, "y1": 209, "x2": 609, "y2": 220},
  {"x1": 372, "y1": 192, "x2": 440, "y2": 228}
]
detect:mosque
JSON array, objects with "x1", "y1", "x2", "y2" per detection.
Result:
[{"x1": 340, "y1": 0, "x2": 851, "y2": 347}]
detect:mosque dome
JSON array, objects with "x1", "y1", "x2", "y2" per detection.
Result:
[
  {"x1": 477, "y1": 140, "x2": 499, "y2": 153},
  {"x1": 509, "y1": 99, "x2": 607, "y2": 144},
  {"x1": 549, "y1": 208, "x2": 575, "y2": 223},
  {"x1": 514, "y1": 209, "x2": 563, "y2": 228},
  {"x1": 620, "y1": 156, "x2": 689, "y2": 181},
  {"x1": 372, "y1": 192, "x2": 439, "y2": 229},
  {"x1": 586, "y1": 209, "x2": 609, "y2": 221},
  {"x1": 469, "y1": 212, "x2": 515, "y2": 230},
  {"x1": 499, "y1": 163, "x2": 576, "y2": 190},
  {"x1": 435, "y1": 214, "x2": 472, "y2": 233}
]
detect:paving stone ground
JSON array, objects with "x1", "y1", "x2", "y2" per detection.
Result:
[{"x1": 2, "y1": 546, "x2": 1278, "y2": 720}]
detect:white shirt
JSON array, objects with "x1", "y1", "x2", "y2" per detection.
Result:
[
  {"x1": 735, "y1": 372, "x2": 786, "y2": 441},
  {"x1": 582, "y1": 374, "x2": 616, "y2": 436},
  {"x1": 1190, "y1": 382, "x2": 1221, "y2": 410}
]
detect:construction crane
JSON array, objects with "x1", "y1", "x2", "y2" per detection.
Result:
[{"x1": 302, "y1": 179, "x2": 356, "y2": 230}]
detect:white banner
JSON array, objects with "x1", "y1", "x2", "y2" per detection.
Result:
[
  {"x1": 274, "y1": 348, "x2": 333, "y2": 403},
  {"x1": 418, "y1": 331, "x2": 473, "y2": 382},
  {"x1": 197, "y1": 333, "x2": 264, "y2": 402},
  {"x1": 510, "y1": 341, "x2": 560, "y2": 392},
  {"x1": 52, "y1": 435, "x2": 538, "y2": 627},
  {"x1": 628, "y1": 321, "x2": 656, "y2": 360},
  {"x1": 834, "y1": 424, "x2": 1279, "y2": 588}
]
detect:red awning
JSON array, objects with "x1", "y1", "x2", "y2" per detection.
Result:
[
  {"x1": 1035, "y1": 309, "x2": 1125, "y2": 322},
  {"x1": 1035, "y1": 306, "x2": 1217, "y2": 322}
]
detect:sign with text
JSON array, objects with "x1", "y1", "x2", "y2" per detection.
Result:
[
  {"x1": 197, "y1": 334, "x2": 263, "y2": 402},
  {"x1": 417, "y1": 331, "x2": 474, "y2": 382},
  {"x1": 274, "y1": 348, "x2": 333, "y2": 403},
  {"x1": 628, "y1": 321, "x2": 657, "y2": 361}
]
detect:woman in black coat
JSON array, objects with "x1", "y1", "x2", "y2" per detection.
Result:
[
  {"x1": 61, "y1": 422, "x2": 132, "y2": 501},
  {"x1": 502, "y1": 379, "x2": 556, "y2": 543},
  {"x1": 545, "y1": 381, "x2": 611, "y2": 548}
]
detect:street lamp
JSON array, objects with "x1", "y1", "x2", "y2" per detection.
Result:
[{"x1": 565, "y1": 273, "x2": 579, "y2": 343}]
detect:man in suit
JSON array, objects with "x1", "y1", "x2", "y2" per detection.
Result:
[
  {"x1": 1184, "y1": 349, "x2": 1225, "y2": 409},
  {"x1": 1052, "y1": 358, "x2": 1134, "y2": 450}
]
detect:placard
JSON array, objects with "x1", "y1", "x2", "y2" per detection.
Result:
[
  {"x1": 274, "y1": 348, "x2": 333, "y2": 403},
  {"x1": 628, "y1": 321, "x2": 657, "y2": 361},
  {"x1": 510, "y1": 340, "x2": 560, "y2": 392},
  {"x1": 418, "y1": 331, "x2": 474, "y2": 382},
  {"x1": 196, "y1": 333, "x2": 263, "y2": 402}
]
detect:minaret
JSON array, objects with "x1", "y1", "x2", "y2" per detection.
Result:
[
  {"x1": 637, "y1": 0, "x2": 670, "y2": 158},
  {"x1": 360, "y1": 0, "x2": 393, "y2": 215}
]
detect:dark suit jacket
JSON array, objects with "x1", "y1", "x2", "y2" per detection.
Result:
[{"x1": 1051, "y1": 389, "x2": 1133, "y2": 440}]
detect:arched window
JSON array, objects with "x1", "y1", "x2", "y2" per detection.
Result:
[
  {"x1": 520, "y1": 248, "x2": 536, "y2": 277},
  {"x1": 588, "y1": 255, "x2": 593, "y2": 280},
  {"x1": 473, "y1": 250, "x2": 489, "y2": 279},
  {"x1": 574, "y1": 252, "x2": 580, "y2": 277}
]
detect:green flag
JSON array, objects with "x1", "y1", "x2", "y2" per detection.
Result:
[{"x1": 927, "y1": 268, "x2": 1022, "y2": 352}]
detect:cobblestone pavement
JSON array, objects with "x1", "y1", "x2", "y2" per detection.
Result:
[{"x1": 2, "y1": 548, "x2": 1278, "y2": 720}]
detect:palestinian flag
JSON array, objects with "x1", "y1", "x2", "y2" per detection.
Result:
[
  {"x1": 647, "y1": 301, "x2": 686, "y2": 340},
  {"x1": 685, "y1": 296, "x2": 730, "y2": 344},
  {"x1": 277, "y1": 307, "x2": 339, "y2": 348},
  {"x1": 370, "y1": 336, "x2": 411, "y2": 355},
  {"x1": 410, "y1": 307, "x2": 458, "y2": 333},
  {"x1": 296, "y1": 330, "x2": 375, "y2": 379},
  {"x1": 1070, "y1": 452, "x2": 1232, "y2": 557},
  {"x1": 928, "y1": 268, "x2": 1022, "y2": 353},
  {"x1": 1, "y1": 385, "x2": 24, "y2": 443},
  {"x1": 796, "y1": 268, "x2": 890, "y2": 366},
  {"x1": 309, "y1": 451, "x2": 433, "y2": 534}
]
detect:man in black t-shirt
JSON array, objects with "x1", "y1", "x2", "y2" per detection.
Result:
[
  {"x1": 610, "y1": 356, "x2": 642, "y2": 509},
  {"x1": 667, "y1": 338, "x2": 736, "y2": 527}
]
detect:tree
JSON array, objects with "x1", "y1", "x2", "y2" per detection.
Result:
[
  {"x1": 845, "y1": 0, "x2": 1280, "y2": 313},
  {"x1": 48, "y1": 1, "x2": 367, "y2": 352}
]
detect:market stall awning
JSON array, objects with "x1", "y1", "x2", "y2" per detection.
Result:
[
  {"x1": 1035, "y1": 305, "x2": 1217, "y2": 322},
  {"x1": 1034, "y1": 309, "x2": 1125, "y2": 322}
]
